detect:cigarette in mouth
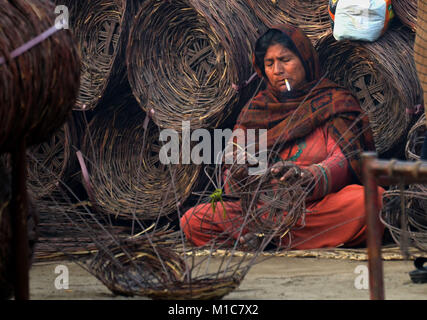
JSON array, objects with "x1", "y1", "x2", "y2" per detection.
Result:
[{"x1": 285, "y1": 79, "x2": 291, "y2": 91}]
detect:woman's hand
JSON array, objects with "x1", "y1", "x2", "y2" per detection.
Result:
[
  {"x1": 270, "y1": 161, "x2": 314, "y2": 187},
  {"x1": 223, "y1": 149, "x2": 259, "y2": 182}
]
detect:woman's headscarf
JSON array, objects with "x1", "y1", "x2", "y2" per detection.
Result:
[{"x1": 235, "y1": 24, "x2": 375, "y2": 183}]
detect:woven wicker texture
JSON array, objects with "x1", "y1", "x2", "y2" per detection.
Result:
[
  {"x1": 126, "y1": 0, "x2": 266, "y2": 131},
  {"x1": 0, "y1": 118, "x2": 80, "y2": 201},
  {"x1": 0, "y1": 0, "x2": 80, "y2": 153},
  {"x1": 414, "y1": 0, "x2": 427, "y2": 127},
  {"x1": 382, "y1": 185, "x2": 427, "y2": 253},
  {"x1": 56, "y1": 0, "x2": 134, "y2": 110},
  {"x1": 247, "y1": 0, "x2": 331, "y2": 44},
  {"x1": 32, "y1": 195, "x2": 247, "y2": 299},
  {"x1": 316, "y1": 25, "x2": 422, "y2": 155},
  {"x1": 406, "y1": 113, "x2": 426, "y2": 161},
  {"x1": 26, "y1": 123, "x2": 73, "y2": 200},
  {"x1": 238, "y1": 162, "x2": 307, "y2": 244},
  {"x1": 80, "y1": 96, "x2": 202, "y2": 220},
  {"x1": 393, "y1": 0, "x2": 417, "y2": 31},
  {"x1": 86, "y1": 233, "x2": 242, "y2": 300}
]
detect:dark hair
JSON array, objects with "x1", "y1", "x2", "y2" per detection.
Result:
[{"x1": 254, "y1": 29, "x2": 307, "y2": 79}]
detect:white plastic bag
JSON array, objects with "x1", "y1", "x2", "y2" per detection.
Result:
[{"x1": 329, "y1": 0, "x2": 393, "y2": 42}]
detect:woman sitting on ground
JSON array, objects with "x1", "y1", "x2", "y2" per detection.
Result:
[{"x1": 180, "y1": 24, "x2": 384, "y2": 250}]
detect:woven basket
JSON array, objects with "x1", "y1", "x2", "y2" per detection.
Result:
[
  {"x1": 393, "y1": 0, "x2": 417, "y2": 31},
  {"x1": 247, "y1": 0, "x2": 331, "y2": 45},
  {"x1": 382, "y1": 185, "x2": 427, "y2": 253},
  {"x1": 56, "y1": 0, "x2": 134, "y2": 110},
  {"x1": 126, "y1": 0, "x2": 266, "y2": 131},
  {"x1": 73, "y1": 228, "x2": 245, "y2": 300},
  {"x1": 406, "y1": 113, "x2": 426, "y2": 161},
  {"x1": 26, "y1": 123, "x2": 73, "y2": 200},
  {"x1": 316, "y1": 25, "x2": 422, "y2": 155},
  {"x1": 238, "y1": 162, "x2": 307, "y2": 245},
  {"x1": 80, "y1": 95, "x2": 202, "y2": 220},
  {"x1": 1, "y1": 119, "x2": 79, "y2": 200},
  {"x1": 0, "y1": 0, "x2": 80, "y2": 153}
]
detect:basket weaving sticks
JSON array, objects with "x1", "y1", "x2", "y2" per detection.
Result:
[
  {"x1": 27, "y1": 123, "x2": 76, "y2": 200},
  {"x1": 126, "y1": 0, "x2": 267, "y2": 131},
  {"x1": 316, "y1": 25, "x2": 422, "y2": 155},
  {"x1": 71, "y1": 226, "x2": 245, "y2": 300},
  {"x1": 238, "y1": 162, "x2": 307, "y2": 246}
]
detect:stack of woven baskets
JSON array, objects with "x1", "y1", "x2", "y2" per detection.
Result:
[
  {"x1": 41, "y1": 0, "x2": 270, "y2": 226},
  {"x1": 28, "y1": 0, "x2": 270, "y2": 300},
  {"x1": 9, "y1": 0, "x2": 427, "y2": 299}
]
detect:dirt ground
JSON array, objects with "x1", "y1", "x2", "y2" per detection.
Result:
[{"x1": 29, "y1": 252, "x2": 427, "y2": 300}]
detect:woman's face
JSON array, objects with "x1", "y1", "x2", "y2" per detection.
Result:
[{"x1": 263, "y1": 43, "x2": 307, "y2": 92}]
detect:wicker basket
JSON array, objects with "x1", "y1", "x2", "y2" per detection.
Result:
[
  {"x1": 382, "y1": 185, "x2": 427, "y2": 253},
  {"x1": 406, "y1": 113, "x2": 426, "y2": 161},
  {"x1": 247, "y1": 0, "x2": 331, "y2": 45},
  {"x1": 316, "y1": 25, "x2": 422, "y2": 155},
  {"x1": 26, "y1": 123, "x2": 73, "y2": 200},
  {"x1": 69, "y1": 227, "x2": 246, "y2": 300},
  {"x1": 80, "y1": 95, "x2": 202, "y2": 220},
  {"x1": 55, "y1": 0, "x2": 135, "y2": 110},
  {"x1": 126, "y1": 0, "x2": 266, "y2": 131},
  {"x1": 393, "y1": 0, "x2": 417, "y2": 31},
  {"x1": 238, "y1": 162, "x2": 307, "y2": 245},
  {"x1": 0, "y1": 0, "x2": 80, "y2": 153}
]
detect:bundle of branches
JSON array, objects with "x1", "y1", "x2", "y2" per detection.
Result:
[
  {"x1": 247, "y1": 0, "x2": 331, "y2": 44},
  {"x1": 381, "y1": 185, "x2": 427, "y2": 253},
  {"x1": 238, "y1": 161, "x2": 308, "y2": 246},
  {"x1": 393, "y1": 0, "x2": 417, "y2": 31},
  {"x1": 0, "y1": 163, "x2": 38, "y2": 299},
  {"x1": 80, "y1": 96, "x2": 202, "y2": 221},
  {"x1": 316, "y1": 25, "x2": 422, "y2": 155},
  {"x1": 0, "y1": 0, "x2": 80, "y2": 153},
  {"x1": 406, "y1": 113, "x2": 426, "y2": 161},
  {"x1": 126, "y1": 0, "x2": 267, "y2": 131},
  {"x1": 56, "y1": 0, "x2": 136, "y2": 110}
]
